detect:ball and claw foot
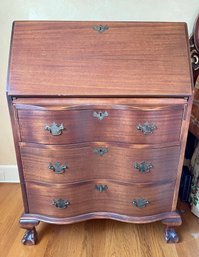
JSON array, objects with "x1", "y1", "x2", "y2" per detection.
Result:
[
  {"x1": 165, "y1": 228, "x2": 179, "y2": 243},
  {"x1": 21, "y1": 228, "x2": 38, "y2": 245}
]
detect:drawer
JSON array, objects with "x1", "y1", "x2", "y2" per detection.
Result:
[
  {"x1": 21, "y1": 142, "x2": 180, "y2": 184},
  {"x1": 26, "y1": 180, "x2": 175, "y2": 218},
  {"x1": 17, "y1": 104, "x2": 184, "y2": 144}
]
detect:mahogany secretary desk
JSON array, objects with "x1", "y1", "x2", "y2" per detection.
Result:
[{"x1": 7, "y1": 21, "x2": 193, "y2": 245}]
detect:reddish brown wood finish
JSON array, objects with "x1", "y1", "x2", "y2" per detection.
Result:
[
  {"x1": 20, "y1": 142, "x2": 180, "y2": 184},
  {"x1": 19, "y1": 219, "x2": 40, "y2": 245},
  {"x1": 172, "y1": 96, "x2": 193, "y2": 210},
  {"x1": 6, "y1": 21, "x2": 194, "y2": 244},
  {"x1": 20, "y1": 210, "x2": 181, "y2": 225},
  {"x1": 7, "y1": 21, "x2": 192, "y2": 97},
  {"x1": 26, "y1": 180, "x2": 175, "y2": 218},
  {"x1": 6, "y1": 95, "x2": 29, "y2": 212},
  {"x1": 13, "y1": 97, "x2": 188, "y2": 106},
  {"x1": 16, "y1": 103, "x2": 184, "y2": 145}
]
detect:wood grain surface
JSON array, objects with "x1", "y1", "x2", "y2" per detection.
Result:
[
  {"x1": 171, "y1": 96, "x2": 193, "y2": 211},
  {"x1": 7, "y1": 21, "x2": 193, "y2": 96},
  {"x1": 1, "y1": 184, "x2": 199, "y2": 257},
  {"x1": 20, "y1": 142, "x2": 180, "y2": 184},
  {"x1": 26, "y1": 180, "x2": 175, "y2": 218},
  {"x1": 16, "y1": 103, "x2": 184, "y2": 144},
  {"x1": 7, "y1": 95, "x2": 29, "y2": 212},
  {"x1": 13, "y1": 97, "x2": 188, "y2": 106},
  {"x1": 6, "y1": 21, "x2": 194, "y2": 245}
]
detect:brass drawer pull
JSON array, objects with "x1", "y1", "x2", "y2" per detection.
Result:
[
  {"x1": 48, "y1": 162, "x2": 68, "y2": 174},
  {"x1": 52, "y1": 198, "x2": 70, "y2": 209},
  {"x1": 93, "y1": 111, "x2": 108, "y2": 120},
  {"x1": 95, "y1": 184, "x2": 108, "y2": 192},
  {"x1": 134, "y1": 161, "x2": 153, "y2": 173},
  {"x1": 132, "y1": 198, "x2": 150, "y2": 208},
  {"x1": 92, "y1": 24, "x2": 109, "y2": 33},
  {"x1": 45, "y1": 122, "x2": 64, "y2": 136},
  {"x1": 93, "y1": 147, "x2": 109, "y2": 156},
  {"x1": 136, "y1": 122, "x2": 157, "y2": 135}
]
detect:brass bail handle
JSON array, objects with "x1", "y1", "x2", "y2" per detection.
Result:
[
  {"x1": 132, "y1": 198, "x2": 150, "y2": 208},
  {"x1": 48, "y1": 162, "x2": 68, "y2": 174},
  {"x1": 45, "y1": 122, "x2": 64, "y2": 136},
  {"x1": 136, "y1": 122, "x2": 157, "y2": 135},
  {"x1": 134, "y1": 161, "x2": 153, "y2": 173},
  {"x1": 52, "y1": 198, "x2": 70, "y2": 209}
]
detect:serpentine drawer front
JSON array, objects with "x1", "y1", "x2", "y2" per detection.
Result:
[
  {"x1": 26, "y1": 180, "x2": 175, "y2": 218},
  {"x1": 20, "y1": 142, "x2": 181, "y2": 184},
  {"x1": 7, "y1": 21, "x2": 193, "y2": 245},
  {"x1": 16, "y1": 104, "x2": 184, "y2": 144}
]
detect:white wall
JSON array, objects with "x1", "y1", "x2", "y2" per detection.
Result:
[{"x1": 0, "y1": 0, "x2": 199, "y2": 179}]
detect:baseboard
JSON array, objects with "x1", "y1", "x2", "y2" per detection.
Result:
[{"x1": 0, "y1": 165, "x2": 19, "y2": 183}]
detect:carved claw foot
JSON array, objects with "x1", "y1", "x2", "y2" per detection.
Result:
[
  {"x1": 22, "y1": 228, "x2": 38, "y2": 245},
  {"x1": 20, "y1": 217, "x2": 40, "y2": 245},
  {"x1": 165, "y1": 228, "x2": 179, "y2": 243}
]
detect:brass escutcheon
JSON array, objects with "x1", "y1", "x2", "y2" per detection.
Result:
[
  {"x1": 92, "y1": 24, "x2": 109, "y2": 33},
  {"x1": 95, "y1": 184, "x2": 108, "y2": 192},
  {"x1": 93, "y1": 147, "x2": 109, "y2": 156},
  {"x1": 93, "y1": 111, "x2": 108, "y2": 120}
]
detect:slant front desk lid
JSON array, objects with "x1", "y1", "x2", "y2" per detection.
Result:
[{"x1": 7, "y1": 21, "x2": 193, "y2": 97}]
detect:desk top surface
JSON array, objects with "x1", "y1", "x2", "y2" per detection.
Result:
[{"x1": 7, "y1": 21, "x2": 193, "y2": 97}]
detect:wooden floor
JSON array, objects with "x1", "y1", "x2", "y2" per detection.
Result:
[{"x1": 0, "y1": 183, "x2": 198, "y2": 257}]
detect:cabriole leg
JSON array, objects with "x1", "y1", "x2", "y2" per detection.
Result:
[
  {"x1": 20, "y1": 218, "x2": 40, "y2": 245},
  {"x1": 164, "y1": 227, "x2": 179, "y2": 243},
  {"x1": 162, "y1": 212, "x2": 182, "y2": 243}
]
